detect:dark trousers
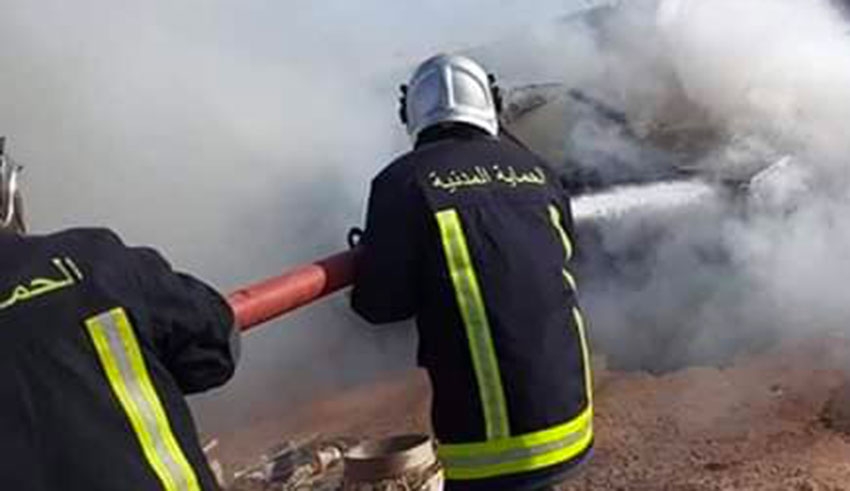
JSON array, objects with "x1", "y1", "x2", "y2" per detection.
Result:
[{"x1": 442, "y1": 447, "x2": 591, "y2": 491}]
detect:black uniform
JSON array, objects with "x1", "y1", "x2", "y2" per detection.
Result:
[
  {"x1": 352, "y1": 125, "x2": 593, "y2": 491},
  {"x1": 0, "y1": 228, "x2": 237, "y2": 491}
]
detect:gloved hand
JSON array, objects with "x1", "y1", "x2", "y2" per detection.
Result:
[{"x1": 345, "y1": 227, "x2": 363, "y2": 304}]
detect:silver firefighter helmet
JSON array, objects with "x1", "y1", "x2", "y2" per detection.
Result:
[
  {"x1": 401, "y1": 54, "x2": 500, "y2": 139},
  {"x1": 0, "y1": 137, "x2": 25, "y2": 234}
]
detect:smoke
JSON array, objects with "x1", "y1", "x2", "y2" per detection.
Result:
[
  {"x1": 705, "y1": 0, "x2": 850, "y2": 345},
  {"x1": 529, "y1": 0, "x2": 850, "y2": 371},
  {"x1": 4, "y1": 0, "x2": 849, "y2": 445},
  {"x1": 0, "y1": 0, "x2": 619, "y2": 436}
]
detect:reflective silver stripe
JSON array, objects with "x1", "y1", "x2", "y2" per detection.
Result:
[
  {"x1": 441, "y1": 419, "x2": 591, "y2": 469},
  {"x1": 438, "y1": 407, "x2": 593, "y2": 480},
  {"x1": 63, "y1": 257, "x2": 84, "y2": 280},
  {"x1": 86, "y1": 309, "x2": 200, "y2": 491}
]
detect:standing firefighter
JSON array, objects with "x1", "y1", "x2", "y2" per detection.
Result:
[
  {"x1": 351, "y1": 55, "x2": 593, "y2": 490},
  {"x1": 0, "y1": 138, "x2": 239, "y2": 491}
]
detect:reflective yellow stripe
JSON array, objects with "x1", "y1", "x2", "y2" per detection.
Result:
[
  {"x1": 562, "y1": 269, "x2": 578, "y2": 292},
  {"x1": 573, "y1": 307, "x2": 593, "y2": 406},
  {"x1": 436, "y1": 209, "x2": 510, "y2": 440},
  {"x1": 439, "y1": 407, "x2": 593, "y2": 480},
  {"x1": 549, "y1": 204, "x2": 578, "y2": 292},
  {"x1": 86, "y1": 308, "x2": 201, "y2": 491},
  {"x1": 547, "y1": 205, "x2": 573, "y2": 261},
  {"x1": 548, "y1": 204, "x2": 591, "y2": 403},
  {"x1": 435, "y1": 207, "x2": 594, "y2": 480}
]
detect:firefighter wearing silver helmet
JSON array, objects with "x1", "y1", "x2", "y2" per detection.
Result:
[
  {"x1": 353, "y1": 54, "x2": 593, "y2": 490},
  {"x1": 401, "y1": 54, "x2": 500, "y2": 139}
]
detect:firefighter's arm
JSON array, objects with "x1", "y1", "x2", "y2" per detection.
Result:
[
  {"x1": 559, "y1": 182, "x2": 577, "y2": 231},
  {"x1": 556, "y1": 173, "x2": 580, "y2": 258},
  {"x1": 130, "y1": 247, "x2": 239, "y2": 394},
  {"x1": 351, "y1": 176, "x2": 420, "y2": 324}
]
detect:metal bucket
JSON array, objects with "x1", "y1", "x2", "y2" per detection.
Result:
[{"x1": 342, "y1": 434, "x2": 443, "y2": 491}]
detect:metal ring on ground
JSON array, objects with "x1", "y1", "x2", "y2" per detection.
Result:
[{"x1": 343, "y1": 434, "x2": 443, "y2": 490}]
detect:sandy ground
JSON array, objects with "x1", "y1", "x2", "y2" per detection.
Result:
[{"x1": 219, "y1": 335, "x2": 850, "y2": 490}]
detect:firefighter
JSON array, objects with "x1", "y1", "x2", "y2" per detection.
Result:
[
  {"x1": 351, "y1": 54, "x2": 593, "y2": 490},
  {"x1": 0, "y1": 139, "x2": 238, "y2": 490}
]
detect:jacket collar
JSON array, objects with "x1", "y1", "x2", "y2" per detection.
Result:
[{"x1": 414, "y1": 123, "x2": 495, "y2": 149}]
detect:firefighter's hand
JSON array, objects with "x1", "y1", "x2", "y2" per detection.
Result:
[{"x1": 347, "y1": 227, "x2": 364, "y2": 249}]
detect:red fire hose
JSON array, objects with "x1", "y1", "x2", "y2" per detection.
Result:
[{"x1": 227, "y1": 249, "x2": 358, "y2": 332}]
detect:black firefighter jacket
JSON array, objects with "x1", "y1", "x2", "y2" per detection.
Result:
[
  {"x1": 0, "y1": 228, "x2": 237, "y2": 491},
  {"x1": 352, "y1": 126, "x2": 593, "y2": 491}
]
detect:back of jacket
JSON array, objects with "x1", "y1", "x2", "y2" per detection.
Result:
[
  {"x1": 0, "y1": 228, "x2": 236, "y2": 491},
  {"x1": 353, "y1": 128, "x2": 593, "y2": 489}
]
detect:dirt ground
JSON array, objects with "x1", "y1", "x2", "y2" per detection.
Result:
[{"x1": 218, "y1": 335, "x2": 850, "y2": 490}]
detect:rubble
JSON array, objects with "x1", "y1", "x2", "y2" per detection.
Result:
[{"x1": 228, "y1": 436, "x2": 355, "y2": 490}]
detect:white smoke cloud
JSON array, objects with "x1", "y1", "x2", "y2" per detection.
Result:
[
  {"x1": 4, "y1": 0, "x2": 849, "y2": 446},
  {"x1": 652, "y1": 0, "x2": 850, "y2": 338},
  {"x1": 0, "y1": 0, "x2": 609, "y2": 435},
  {"x1": 543, "y1": 0, "x2": 850, "y2": 371}
]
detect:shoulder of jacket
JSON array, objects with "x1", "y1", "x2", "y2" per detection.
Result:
[
  {"x1": 373, "y1": 151, "x2": 419, "y2": 186},
  {"x1": 52, "y1": 227, "x2": 126, "y2": 247},
  {"x1": 498, "y1": 138, "x2": 561, "y2": 171}
]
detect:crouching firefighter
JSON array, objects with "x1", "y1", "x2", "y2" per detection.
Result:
[
  {"x1": 351, "y1": 55, "x2": 593, "y2": 490},
  {"x1": 0, "y1": 138, "x2": 239, "y2": 491}
]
